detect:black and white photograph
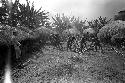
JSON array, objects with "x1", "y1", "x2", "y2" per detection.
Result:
[{"x1": 0, "y1": 0, "x2": 125, "y2": 83}]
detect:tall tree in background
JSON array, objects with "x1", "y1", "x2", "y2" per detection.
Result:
[
  {"x1": 52, "y1": 13, "x2": 86, "y2": 35},
  {"x1": 87, "y1": 16, "x2": 111, "y2": 34},
  {"x1": 0, "y1": 0, "x2": 50, "y2": 71},
  {"x1": 0, "y1": 0, "x2": 49, "y2": 29}
]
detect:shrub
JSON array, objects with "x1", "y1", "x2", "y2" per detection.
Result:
[
  {"x1": 87, "y1": 16, "x2": 111, "y2": 34},
  {"x1": 97, "y1": 20, "x2": 125, "y2": 45}
]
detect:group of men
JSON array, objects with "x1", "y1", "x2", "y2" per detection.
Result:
[
  {"x1": 66, "y1": 34, "x2": 103, "y2": 53},
  {"x1": 47, "y1": 32, "x2": 103, "y2": 53}
]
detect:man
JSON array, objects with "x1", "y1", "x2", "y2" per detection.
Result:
[
  {"x1": 80, "y1": 35, "x2": 87, "y2": 52},
  {"x1": 11, "y1": 31, "x2": 21, "y2": 59},
  {"x1": 67, "y1": 36, "x2": 76, "y2": 51},
  {"x1": 50, "y1": 33, "x2": 62, "y2": 50},
  {"x1": 90, "y1": 36, "x2": 103, "y2": 53}
]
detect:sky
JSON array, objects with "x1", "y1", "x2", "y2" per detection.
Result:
[{"x1": 3, "y1": 0, "x2": 125, "y2": 20}]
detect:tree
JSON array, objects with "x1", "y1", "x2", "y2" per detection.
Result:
[
  {"x1": 87, "y1": 16, "x2": 111, "y2": 34},
  {"x1": 0, "y1": 0, "x2": 49, "y2": 70},
  {"x1": 52, "y1": 13, "x2": 86, "y2": 35},
  {"x1": 0, "y1": 0, "x2": 49, "y2": 29}
]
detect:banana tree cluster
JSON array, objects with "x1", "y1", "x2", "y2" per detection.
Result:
[
  {"x1": 52, "y1": 14, "x2": 86, "y2": 35},
  {"x1": 0, "y1": 0, "x2": 49, "y2": 29},
  {"x1": 87, "y1": 16, "x2": 111, "y2": 33}
]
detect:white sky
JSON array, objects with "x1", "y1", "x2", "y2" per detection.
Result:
[{"x1": 7, "y1": 0, "x2": 125, "y2": 20}]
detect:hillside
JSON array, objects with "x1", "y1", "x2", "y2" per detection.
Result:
[{"x1": 10, "y1": 45, "x2": 125, "y2": 83}]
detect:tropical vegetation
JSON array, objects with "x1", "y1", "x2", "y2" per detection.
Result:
[{"x1": 0, "y1": 0, "x2": 125, "y2": 83}]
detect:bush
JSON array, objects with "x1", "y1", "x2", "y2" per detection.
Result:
[
  {"x1": 97, "y1": 20, "x2": 125, "y2": 46},
  {"x1": 87, "y1": 16, "x2": 111, "y2": 34}
]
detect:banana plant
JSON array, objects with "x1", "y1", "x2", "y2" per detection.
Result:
[
  {"x1": 0, "y1": 0, "x2": 49, "y2": 29},
  {"x1": 87, "y1": 16, "x2": 112, "y2": 33},
  {"x1": 52, "y1": 13, "x2": 86, "y2": 35}
]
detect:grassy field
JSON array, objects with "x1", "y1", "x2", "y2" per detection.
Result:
[{"x1": 10, "y1": 44, "x2": 125, "y2": 83}]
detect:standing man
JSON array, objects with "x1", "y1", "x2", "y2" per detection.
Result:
[
  {"x1": 80, "y1": 34, "x2": 88, "y2": 52},
  {"x1": 67, "y1": 36, "x2": 76, "y2": 51},
  {"x1": 11, "y1": 31, "x2": 21, "y2": 59},
  {"x1": 91, "y1": 35, "x2": 103, "y2": 53}
]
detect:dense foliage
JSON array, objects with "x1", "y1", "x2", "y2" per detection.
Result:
[
  {"x1": 0, "y1": 0, "x2": 50, "y2": 55},
  {"x1": 97, "y1": 20, "x2": 125, "y2": 45},
  {"x1": 0, "y1": 0, "x2": 50, "y2": 72},
  {"x1": 87, "y1": 16, "x2": 111, "y2": 34},
  {"x1": 0, "y1": 0, "x2": 125, "y2": 81},
  {"x1": 52, "y1": 14, "x2": 86, "y2": 35},
  {"x1": 0, "y1": 0, "x2": 49, "y2": 29}
]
